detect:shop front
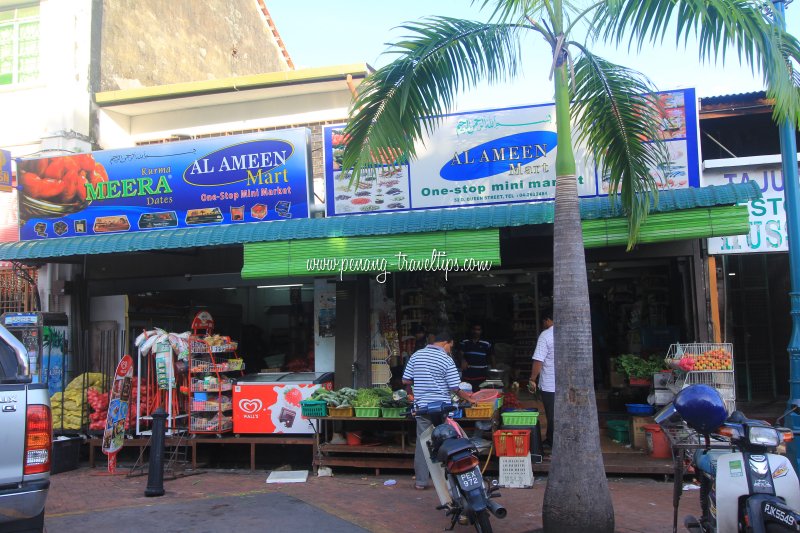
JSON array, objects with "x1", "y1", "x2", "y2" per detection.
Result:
[{"x1": 0, "y1": 83, "x2": 763, "y2": 473}]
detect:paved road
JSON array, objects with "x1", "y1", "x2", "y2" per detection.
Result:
[{"x1": 46, "y1": 492, "x2": 369, "y2": 533}]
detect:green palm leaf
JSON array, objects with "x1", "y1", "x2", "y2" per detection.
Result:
[
  {"x1": 340, "y1": 17, "x2": 526, "y2": 186},
  {"x1": 570, "y1": 49, "x2": 669, "y2": 249},
  {"x1": 593, "y1": 0, "x2": 800, "y2": 126}
]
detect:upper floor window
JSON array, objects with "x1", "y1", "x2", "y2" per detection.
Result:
[{"x1": 0, "y1": 5, "x2": 40, "y2": 86}]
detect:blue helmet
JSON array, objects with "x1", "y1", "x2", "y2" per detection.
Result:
[{"x1": 674, "y1": 384, "x2": 728, "y2": 434}]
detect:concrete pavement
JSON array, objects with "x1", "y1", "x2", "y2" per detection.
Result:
[{"x1": 44, "y1": 467, "x2": 700, "y2": 532}]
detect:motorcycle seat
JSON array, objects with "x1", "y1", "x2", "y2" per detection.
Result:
[
  {"x1": 436, "y1": 437, "x2": 476, "y2": 463},
  {"x1": 694, "y1": 449, "x2": 728, "y2": 476}
]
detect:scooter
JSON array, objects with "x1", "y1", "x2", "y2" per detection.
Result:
[
  {"x1": 410, "y1": 401, "x2": 506, "y2": 532},
  {"x1": 656, "y1": 384, "x2": 800, "y2": 533}
]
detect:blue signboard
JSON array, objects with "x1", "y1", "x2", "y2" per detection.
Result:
[
  {"x1": 324, "y1": 88, "x2": 700, "y2": 216},
  {"x1": 16, "y1": 129, "x2": 312, "y2": 241},
  {"x1": 0, "y1": 150, "x2": 11, "y2": 192}
]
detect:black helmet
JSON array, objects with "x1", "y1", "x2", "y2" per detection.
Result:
[{"x1": 431, "y1": 424, "x2": 459, "y2": 452}]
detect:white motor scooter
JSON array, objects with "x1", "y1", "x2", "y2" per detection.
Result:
[
  {"x1": 411, "y1": 401, "x2": 506, "y2": 532},
  {"x1": 657, "y1": 384, "x2": 800, "y2": 533}
]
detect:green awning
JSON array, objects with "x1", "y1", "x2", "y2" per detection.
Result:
[
  {"x1": 0, "y1": 181, "x2": 761, "y2": 262},
  {"x1": 582, "y1": 205, "x2": 749, "y2": 248},
  {"x1": 242, "y1": 229, "x2": 501, "y2": 279}
]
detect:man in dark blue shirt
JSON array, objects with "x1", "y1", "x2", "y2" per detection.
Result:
[{"x1": 458, "y1": 323, "x2": 493, "y2": 390}]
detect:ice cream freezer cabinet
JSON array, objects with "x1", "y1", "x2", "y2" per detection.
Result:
[{"x1": 232, "y1": 372, "x2": 334, "y2": 434}]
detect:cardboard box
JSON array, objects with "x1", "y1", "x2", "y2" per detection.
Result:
[{"x1": 630, "y1": 415, "x2": 656, "y2": 449}]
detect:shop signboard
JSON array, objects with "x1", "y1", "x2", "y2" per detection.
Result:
[
  {"x1": 0, "y1": 150, "x2": 11, "y2": 192},
  {"x1": 324, "y1": 88, "x2": 699, "y2": 216},
  {"x1": 704, "y1": 157, "x2": 799, "y2": 254},
  {"x1": 15, "y1": 129, "x2": 312, "y2": 241}
]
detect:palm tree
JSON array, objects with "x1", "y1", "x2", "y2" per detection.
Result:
[{"x1": 340, "y1": 1, "x2": 800, "y2": 531}]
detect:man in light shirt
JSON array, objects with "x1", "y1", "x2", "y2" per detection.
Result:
[{"x1": 529, "y1": 312, "x2": 554, "y2": 449}]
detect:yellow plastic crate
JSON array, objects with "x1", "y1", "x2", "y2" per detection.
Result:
[{"x1": 464, "y1": 406, "x2": 493, "y2": 419}]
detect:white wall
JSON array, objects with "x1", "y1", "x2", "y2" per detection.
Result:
[
  {"x1": 90, "y1": 295, "x2": 127, "y2": 328},
  {"x1": 0, "y1": 0, "x2": 94, "y2": 156},
  {"x1": 97, "y1": 89, "x2": 353, "y2": 148},
  {"x1": 314, "y1": 278, "x2": 335, "y2": 373}
]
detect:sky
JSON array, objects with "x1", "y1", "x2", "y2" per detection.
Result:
[{"x1": 267, "y1": 0, "x2": 800, "y2": 113}]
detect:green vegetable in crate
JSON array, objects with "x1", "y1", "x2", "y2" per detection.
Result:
[
  {"x1": 312, "y1": 387, "x2": 359, "y2": 407},
  {"x1": 380, "y1": 388, "x2": 411, "y2": 408},
  {"x1": 352, "y1": 387, "x2": 391, "y2": 408},
  {"x1": 615, "y1": 354, "x2": 666, "y2": 379}
]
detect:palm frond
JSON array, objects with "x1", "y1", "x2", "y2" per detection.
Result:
[
  {"x1": 593, "y1": 0, "x2": 800, "y2": 127},
  {"x1": 475, "y1": 0, "x2": 550, "y2": 22},
  {"x1": 569, "y1": 48, "x2": 669, "y2": 249},
  {"x1": 340, "y1": 17, "x2": 526, "y2": 186}
]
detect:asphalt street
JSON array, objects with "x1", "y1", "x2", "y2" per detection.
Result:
[{"x1": 46, "y1": 492, "x2": 369, "y2": 532}]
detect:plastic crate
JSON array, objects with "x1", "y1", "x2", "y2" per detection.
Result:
[
  {"x1": 327, "y1": 406, "x2": 354, "y2": 418},
  {"x1": 300, "y1": 400, "x2": 328, "y2": 417},
  {"x1": 501, "y1": 409, "x2": 539, "y2": 427},
  {"x1": 607, "y1": 420, "x2": 630, "y2": 444},
  {"x1": 464, "y1": 406, "x2": 493, "y2": 419},
  {"x1": 354, "y1": 407, "x2": 381, "y2": 418},
  {"x1": 51, "y1": 437, "x2": 82, "y2": 475},
  {"x1": 381, "y1": 407, "x2": 406, "y2": 418},
  {"x1": 493, "y1": 429, "x2": 531, "y2": 457}
]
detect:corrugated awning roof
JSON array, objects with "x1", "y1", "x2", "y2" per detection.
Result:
[
  {"x1": 699, "y1": 91, "x2": 766, "y2": 105},
  {"x1": 0, "y1": 181, "x2": 760, "y2": 262}
]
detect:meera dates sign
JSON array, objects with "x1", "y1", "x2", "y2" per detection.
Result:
[{"x1": 15, "y1": 130, "x2": 312, "y2": 241}]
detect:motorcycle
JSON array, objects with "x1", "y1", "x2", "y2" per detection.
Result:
[
  {"x1": 409, "y1": 401, "x2": 506, "y2": 532},
  {"x1": 656, "y1": 384, "x2": 800, "y2": 533}
]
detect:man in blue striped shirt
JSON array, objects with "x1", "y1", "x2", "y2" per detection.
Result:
[{"x1": 402, "y1": 330, "x2": 471, "y2": 490}]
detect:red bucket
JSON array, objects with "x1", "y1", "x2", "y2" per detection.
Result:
[
  {"x1": 346, "y1": 431, "x2": 362, "y2": 446},
  {"x1": 643, "y1": 424, "x2": 671, "y2": 459}
]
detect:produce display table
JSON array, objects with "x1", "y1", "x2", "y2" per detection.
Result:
[{"x1": 308, "y1": 414, "x2": 496, "y2": 475}]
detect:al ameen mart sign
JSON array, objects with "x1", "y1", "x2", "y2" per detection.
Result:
[{"x1": 323, "y1": 88, "x2": 700, "y2": 216}]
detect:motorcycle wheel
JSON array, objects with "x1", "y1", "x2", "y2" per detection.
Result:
[{"x1": 472, "y1": 510, "x2": 493, "y2": 533}]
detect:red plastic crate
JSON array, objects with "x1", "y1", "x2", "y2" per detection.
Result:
[{"x1": 493, "y1": 429, "x2": 531, "y2": 457}]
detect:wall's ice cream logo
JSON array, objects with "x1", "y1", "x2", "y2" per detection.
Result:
[
  {"x1": 238, "y1": 398, "x2": 263, "y2": 414},
  {"x1": 184, "y1": 139, "x2": 294, "y2": 187}
]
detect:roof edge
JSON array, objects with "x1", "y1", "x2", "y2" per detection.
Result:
[{"x1": 95, "y1": 64, "x2": 372, "y2": 106}]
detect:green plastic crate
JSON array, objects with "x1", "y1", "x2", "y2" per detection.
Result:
[
  {"x1": 606, "y1": 420, "x2": 630, "y2": 444},
  {"x1": 381, "y1": 407, "x2": 406, "y2": 418},
  {"x1": 300, "y1": 400, "x2": 327, "y2": 417},
  {"x1": 354, "y1": 407, "x2": 381, "y2": 418},
  {"x1": 501, "y1": 410, "x2": 539, "y2": 427}
]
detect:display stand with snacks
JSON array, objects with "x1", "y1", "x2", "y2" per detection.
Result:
[{"x1": 188, "y1": 311, "x2": 244, "y2": 435}]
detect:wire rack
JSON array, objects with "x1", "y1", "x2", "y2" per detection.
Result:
[{"x1": 665, "y1": 342, "x2": 733, "y2": 369}]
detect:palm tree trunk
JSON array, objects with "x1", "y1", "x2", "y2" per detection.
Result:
[{"x1": 541, "y1": 57, "x2": 614, "y2": 533}]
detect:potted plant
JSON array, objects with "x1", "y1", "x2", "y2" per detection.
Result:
[{"x1": 615, "y1": 355, "x2": 666, "y2": 386}]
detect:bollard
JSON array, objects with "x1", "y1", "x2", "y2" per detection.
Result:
[{"x1": 145, "y1": 407, "x2": 167, "y2": 497}]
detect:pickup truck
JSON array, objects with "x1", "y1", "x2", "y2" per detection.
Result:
[{"x1": 0, "y1": 323, "x2": 51, "y2": 533}]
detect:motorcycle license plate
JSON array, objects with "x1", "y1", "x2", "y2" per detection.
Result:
[
  {"x1": 457, "y1": 469, "x2": 481, "y2": 491},
  {"x1": 762, "y1": 501, "x2": 800, "y2": 531}
]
